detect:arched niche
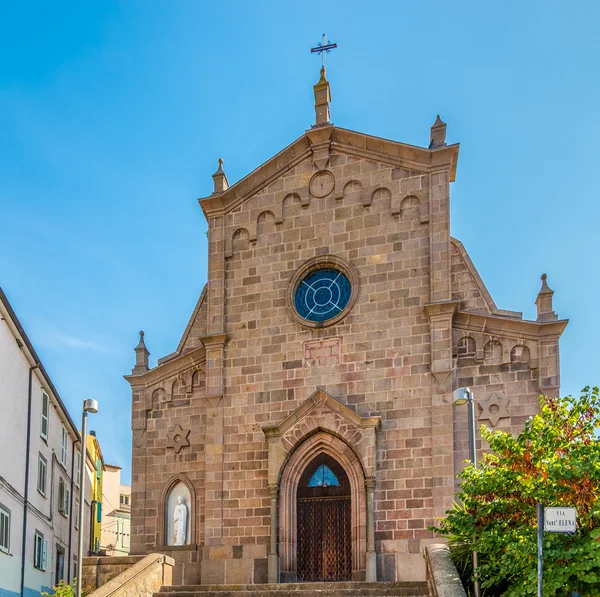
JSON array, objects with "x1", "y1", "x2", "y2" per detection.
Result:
[{"x1": 158, "y1": 474, "x2": 196, "y2": 547}]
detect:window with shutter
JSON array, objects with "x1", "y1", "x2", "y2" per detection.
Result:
[
  {"x1": 96, "y1": 501, "x2": 102, "y2": 523},
  {"x1": 34, "y1": 531, "x2": 46, "y2": 570},
  {"x1": 58, "y1": 479, "x2": 69, "y2": 516},
  {"x1": 60, "y1": 426, "x2": 68, "y2": 467},
  {"x1": 65, "y1": 485, "x2": 70, "y2": 516},
  {"x1": 0, "y1": 505, "x2": 10, "y2": 553},
  {"x1": 40, "y1": 393, "x2": 49, "y2": 440},
  {"x1": 42, "y1": 538, "x2": 48, "y2": 571},
  {"x1": 58, "y1": 479, "x2": 64, "y2": 514},
  {"x1": 75, "y1": 451, "x2": 81, "y2": 487},
  {"x1": 37, "y1": 455, "x2": 47, "y2": 497}
]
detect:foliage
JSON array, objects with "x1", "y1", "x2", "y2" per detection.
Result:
[
  {"x1": 432, "y1": 387, "x2": 600, "y2": 596},
  {"x1": 41, "y1": 579, "x2": 92, "y2": 597}
]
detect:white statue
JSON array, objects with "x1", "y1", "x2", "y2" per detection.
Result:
[{"x1": 173, "y1": 496, "x2": 188, "y2": 545}]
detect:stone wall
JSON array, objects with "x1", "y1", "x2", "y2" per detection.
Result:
[
  {"x1": 424, "y1": 544, "x2": 467, "y2": 597},
  {"x1": 217, "y1": 153, "x2": 438, "y2": 581},
  {"x1": 82, "y1": 556, "x2": 144, "y2": 589},
  {"x1": 83, "y1": 553, "x2": 173, "y2": 597}
]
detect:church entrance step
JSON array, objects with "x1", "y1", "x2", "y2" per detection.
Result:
[{"x1": 158, "y1": 581, "x2": 429, "y2": 597}]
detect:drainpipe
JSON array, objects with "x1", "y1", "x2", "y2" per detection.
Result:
[
  {"x1": 67, "y1": 438, "x2": 79, "y2": 583},
  {"x1": 20, "y1": 364, "x2": 39, "y2": 597}
]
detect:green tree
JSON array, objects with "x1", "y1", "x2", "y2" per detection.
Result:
[
  {"x1": 433, "y1": 387, "x2": 600, "y2": 596},
  {"x1": 41, "y1": 579, "x2": 92, "y2": 597}
]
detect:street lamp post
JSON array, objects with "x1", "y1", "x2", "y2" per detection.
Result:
[
  {"x1": 76, "y1": 399, "x2": 98, "y2": 597},
  {"x1": 452, "y1": 387, "x2": 481, "y2": 597}
]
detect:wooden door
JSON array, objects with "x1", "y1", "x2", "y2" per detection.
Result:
[{"x1": 297, "y1": 496, "x2": 351, "y2": 582}]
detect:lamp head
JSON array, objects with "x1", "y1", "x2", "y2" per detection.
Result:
[
  {"x1": 83, "y1": 399, "x2": 99, "y2": 414},
  {"x1": 452, "y1": 387, "x2": 471, "y2": 406}
]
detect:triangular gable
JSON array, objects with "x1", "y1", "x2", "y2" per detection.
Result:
[
  {"x1": 176, "y1": 283, "x2": 208, "y2": 354},
  {"x1": 262, "y1": 387, "x2": 380, "y2": 439},
  {"x1": 451, "y1": 237, "x2": 522, "y2": 319},
  {"x1": 157, "y1": 284, "x2": 208, "y2": 366},
  {"x1": 200, "y1": 125, "x2": 459, "y2": 218}
]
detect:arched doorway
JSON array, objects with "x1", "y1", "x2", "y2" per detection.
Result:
[
  {"x1": 276, "y1": 431, "x2": 367, "y2": 582},
  {"x1": 296, "y1": 454, "x2": 352, "y2": 582}
]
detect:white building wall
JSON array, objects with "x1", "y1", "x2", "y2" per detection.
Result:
[
  {"x1": 0, "y1": 303, "x2": 29, "y2": 597},
  {"x1": 0, "y1": 293, "x2": 94, "y2": 597}
]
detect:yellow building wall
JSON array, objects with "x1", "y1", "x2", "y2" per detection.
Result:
[{"x1": 86, "y1": 434, "x2": 105, "y2": 553}]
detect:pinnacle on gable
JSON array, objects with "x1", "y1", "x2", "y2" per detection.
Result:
[
  {"x1": 212, "y1": 158, "x2": 229, "y2": 194},
  {"x1": 313, "y1": 67, "x2": 331, "y2": 128},
  {"x1": 536, "y1": 273, "x2": 558, "y2": 322},
  {"x1": 429, "y1": 115, "x2": 447, "y2": 148},
  {"x1": 132, "y1": 330, "x2": 150, "y2": 374}
]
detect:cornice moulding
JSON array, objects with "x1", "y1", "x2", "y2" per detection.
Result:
[
  {"x1": 199, "y1": 126, "x2": 460, "y2": 219},
  {"x1": 453, "y1": 311, "x2": 568, "y2": 342},
  {"x1": 124, "y1": 345, "x2": 206, "y2": 388}
]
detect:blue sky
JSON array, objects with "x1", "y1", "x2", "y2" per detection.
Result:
[{"x1": 1, "y1": 1, "x2": 598, "y2": 483}]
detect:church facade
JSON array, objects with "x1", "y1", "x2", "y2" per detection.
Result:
[{"x1": 126, "y1": 69, "x2": 567, "y2": 585}]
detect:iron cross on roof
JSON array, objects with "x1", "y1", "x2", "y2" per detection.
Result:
[{"x1": 310, "y1": 34, "x2": 337, "y2": 68}]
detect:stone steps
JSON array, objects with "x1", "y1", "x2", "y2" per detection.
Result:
[{"x1": 158, "y1": 581, "x2": 429, "y2": 597}]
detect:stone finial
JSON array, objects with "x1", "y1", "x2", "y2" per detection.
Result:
[
  {"x1": 429, "y1": 115, "x2": 447, "y2": 148},
  {"x1": 132, "y1": 330, "x2": 150, "y2": 374},
  {"x1": 536, "y1": 274, "x2": 558, "y2": 322},
  {"x1": 313, "y1": 67, "x2": 331, "y2": 127},
  {"x1": 212, "y1": 158, "x2": 229, "y2": 194}
]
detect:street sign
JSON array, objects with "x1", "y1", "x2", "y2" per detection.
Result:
[{"x1": 544, "y1": 507, "x2": 577, "y2": 533}]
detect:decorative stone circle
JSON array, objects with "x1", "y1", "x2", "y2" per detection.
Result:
[
  {"x1": 167, "y1": 424, "x2": 191, "y2": 454},
  {"x1": 478, "y1": 391, "x2": 509, "y2": 427},
  {"x1": 309, "y1": 170, "x2": 335, "y2": 198}
]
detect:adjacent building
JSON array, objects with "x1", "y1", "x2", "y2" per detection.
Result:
[
  {"x1": 85, "y1": 433, "x2": 105, "y2": 555},
  {"x1": 100, "y1": 465, "x2": 131, "y2": 556},
  {"x1": 0, "y1": 288, "x2": 103, "y2": 596},
  {"x1": 126, "y1": 68, "x2": 567, "y2": 585}
]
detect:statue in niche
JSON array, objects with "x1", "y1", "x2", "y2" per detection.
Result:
[{"x1": 173, "y1": 496, "x2": 188, "y2": 545}]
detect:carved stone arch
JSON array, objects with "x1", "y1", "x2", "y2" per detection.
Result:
[
  {"x1": 342, "y1": 180, "x2": 363, "y2": 204},
  {"x1": 282, "y1": 192, "x2": 303, "y2": 219},
  {"x1": 278, "y1": 431, "x2": 367, "y2": 582},
  {"x1": 263, "y1": 389, "x2": 380, "y2": 481},
  {"x1": 511, "y1": 344, "x2": 531, "y2": 364},
  {"x1": 367, "y1": 186, "x2": 391, "y2": 208},
  {"x1": 456, "y1": 335, "x2": 476, "y2": 360},
  {"x1": 150, "y1": 386, "x2": 167, "y2": 408},
  {"x1": 391, "y1": 189, "x2": 429, "y2": 224},
  {"x1": 257, "y1": 210, "x2": 277, "y2": 239},
  {"x1": 225, "y1": 227, "x2": 252, "y2": 259},
  {"x1": 483, "y1": 339, "x2": 503, "y2": 364},
  {"x1": 157, "y1": 473, "x2": 196, "y2": 547},
  {"x1": 191, "y1": 366, "x2": 206, "y2": 392},
  {"x1": 399, "y1": 194, "x2": 421, "y2": 220},
  {"x1": 276, "y1": 426, "x2": 368, "y2": 488},
  {"x1": 171, "y1": 374, "x2": 188, "y2": 400}
]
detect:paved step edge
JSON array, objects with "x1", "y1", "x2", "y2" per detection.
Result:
[
  {"x1": 158, "y1": 592, "x2": 428, "y2": 597},
  {"x1": 160, "y1": 582, "x2": 428, "y2": 592},
  {"x1": 158, "y1": 589, "x2": 428, "y2": 597}
]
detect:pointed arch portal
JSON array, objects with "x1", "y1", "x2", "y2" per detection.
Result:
[
  {"x1": 279, "y1": 432, "x2": 365, "y2": 582},
  {"x1": 262, "y1": 389, "x2": 380, "y2": 583}
]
